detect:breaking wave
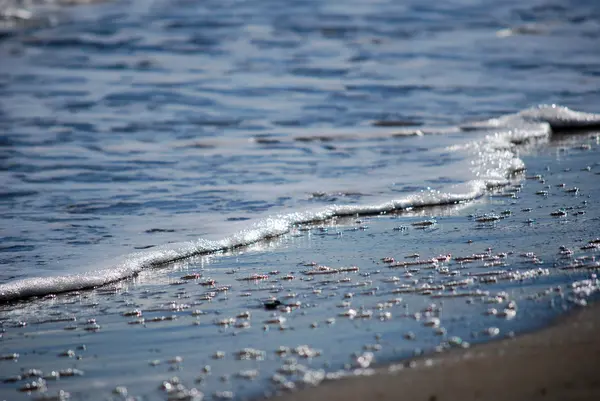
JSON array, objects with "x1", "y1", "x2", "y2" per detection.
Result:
[{"x1": 1, "y1": 105, "x2": 599, "y2": 302}]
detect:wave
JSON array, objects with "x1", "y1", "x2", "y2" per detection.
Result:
[
  {"x1": 1, "y1": 105, "x2": 599, "y2": 303},
  {"x1": 461, "y1": 104, "x2": 600, "y2": 132}
]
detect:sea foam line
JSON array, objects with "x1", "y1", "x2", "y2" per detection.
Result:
[{"x1": 1, "y1": 105, "x2": 599, "y2": 303}]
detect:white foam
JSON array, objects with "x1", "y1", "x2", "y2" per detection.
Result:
[
  {"x1": 463, "y1": 104, "x2": 600, "y2": 131},
  {"x1": 2, "y1": 105, "x2": 599, "y2": 302}
]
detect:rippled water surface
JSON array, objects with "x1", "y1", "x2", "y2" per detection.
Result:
[
  {"x1": 1, "y1": 0, "x2": 600, "y2": 287},
  {"x1": 1, "y1": 1, "x2": 600, "y2": 401}
]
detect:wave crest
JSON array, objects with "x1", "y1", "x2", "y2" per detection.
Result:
[{"x1": 1, "y1": 105, "x2": 599, "y2": 302}]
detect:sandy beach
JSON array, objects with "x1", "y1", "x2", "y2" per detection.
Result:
[{"x1": 266, "y1": 300, "x2": 600, "y2": 401}]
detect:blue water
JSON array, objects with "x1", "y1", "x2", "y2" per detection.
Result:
[
  {"x1": 1, "y1": 0, "x2": 600, "y2": 297},
  {"x1": 1, "y1": 2, "x2": 600, "y2": 400}
]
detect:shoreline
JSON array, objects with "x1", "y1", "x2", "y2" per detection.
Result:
[
  {"x1": 0, "y1": 132, "x2": 598, "y2": 401},
  {"x1": 265, "y1": 300, "x2": 600, "y2": 401}
]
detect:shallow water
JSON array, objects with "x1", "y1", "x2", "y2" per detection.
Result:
[
  {"x1": 0, "y1": 132, "x2": 599, "y2": 401},
  {"x1": 0, "y1": 1, "x2": 600, "y2": 398}
]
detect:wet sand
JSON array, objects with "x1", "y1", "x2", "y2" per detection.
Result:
[{"x1": 267, "y1": 301, "x2": 600, "y2": 401}]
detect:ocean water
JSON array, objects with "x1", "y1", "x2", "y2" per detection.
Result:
[
  {"x1": 2, "y1": 0, "x2": 600, "y2": 300},
  {"x1": 1, "y1": 1, "x2": 600, "y2": 399}
]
